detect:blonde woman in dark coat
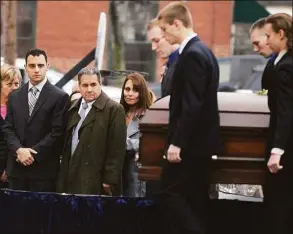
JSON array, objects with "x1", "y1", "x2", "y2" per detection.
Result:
[{"x1": 0, "y1": 64, "x2": 22, "y2": 188}]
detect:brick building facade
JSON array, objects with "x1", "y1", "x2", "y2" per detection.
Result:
[{"x1": 3, "y1": 1, "x2": 233, "y2": 82}]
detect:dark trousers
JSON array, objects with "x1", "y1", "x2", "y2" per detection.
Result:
[
  {"x1": 0, "y1": 181, "x2": 8, "y2": 189},
  {"x1": 158, "y1": 156, "x2": 210, "y2": 234},
  {"x1": 8, "y1": 177, "x2": 57, "y2": 192},
  {"x1": 263, "y1": 166, "x2": 293, "y2": 234}
]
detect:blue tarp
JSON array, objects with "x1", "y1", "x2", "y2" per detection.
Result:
[{"x1": 0, "y1": 189, "x2": 264, "y2": 234}]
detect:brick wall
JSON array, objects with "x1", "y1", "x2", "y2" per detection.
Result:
[
  {"x1": 36, "y1": 1, "x2": 109, "y2": 73},
  {"x1": 158, "y1": 1, "x2": 233, "y2": 57},
  {"x1": 36, "y1": 1, "x2": 233, "y2": 81}
]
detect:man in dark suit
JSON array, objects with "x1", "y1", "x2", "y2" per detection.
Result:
[
  {"x1": 3, "y1": 48, "x2": 69, "y2": 192},
  {"x1": 147, "y1": 18, "x2": 179, "y2": 98},
  {"x1": 157, "y1": 2, "x2": 220, "y2": 234},
  {"x1": 250, "y1": 17, "x2": 275, "y2": 90},
  {"x1": 263, "y1": 13, "x2": 293, "y2": 234}
]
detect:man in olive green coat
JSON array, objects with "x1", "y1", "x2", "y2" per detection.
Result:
[{"x1": 57, "y1": 67, "x2": 126, "y2": 195}]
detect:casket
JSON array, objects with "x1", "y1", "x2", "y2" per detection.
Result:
[{"x1": 138, "y1": 92, "x2": 269, "y2": 185}]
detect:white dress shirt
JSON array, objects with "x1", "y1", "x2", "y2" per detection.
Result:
[
  {"x1": 71, "y1": 98, "x2": 95, "y2": 142},
  {"x1": 274, "y1": 49, "x2": 287, "y2": 66},
  {"x1": 28, "y1": 77, "x2": 47, "y2": 99},
  {"x1": 78, "y1": 98, "x2": 95, "y2": 119},
  {"x1": 178, "y1": 33, "x2": 198, "y2": 54}
]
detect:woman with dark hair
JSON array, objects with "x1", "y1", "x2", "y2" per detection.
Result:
[
  {"x1": 120, "y1": 72, "x2": 155, "y2": 197},
  {"x1": 264, "y1": 13, "x2": 293, "y2": 234},
  {"x1": 0, "y1": 64, "x2": 22, "y2": 188}
]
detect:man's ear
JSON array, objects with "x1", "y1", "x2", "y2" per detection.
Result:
[
  {"x1": 278, "y1": 29, "x2": 285, "y2": 40},
  {"x1": 173, "y1": 18, "x2": 181, "y2": 28}
]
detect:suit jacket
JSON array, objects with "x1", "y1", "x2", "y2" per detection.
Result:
[
  {"x1": 261, "y1": 55, "x2": 276, "y2": 90},
  {"x1": 267, "y1": 51, "x2": 293, "y2": 163},
  {"x1": 3, "y1": 81, "x2": 69, "y2": 179},
  {"x1": 161, "y1": 50, "x2": 179, "y2": 98},
  {"x1": 168, "y1": 36, "x2": 221, "y2": 159}
]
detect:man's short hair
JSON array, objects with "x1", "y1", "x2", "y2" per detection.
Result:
[
  {"x1": 77, "y1": 67, "x2": 101, "y2": 84},
  {"x1": 25, "y1": 48, "x2": 48, "y2": 64},
  {"x1": 250, "y1": 17, "x2": 267, "y2": 33},
  {"x1": 147, "y1": 18, "x2": 160, "y2": 31},
  {"x1": 157, "y1": 1, "x2": 193, "y2": 28}
]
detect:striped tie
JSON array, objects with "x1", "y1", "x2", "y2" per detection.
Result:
[
  {"x1": 29, "y1": 87, "x2": 38, "y2": 115},
  {"x1": 71, "y1": 102, "x2": 89, "y2": 155}
]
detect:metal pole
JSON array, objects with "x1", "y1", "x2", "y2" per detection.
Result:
[{"x1": 95, "y1": 12, "x2": 107, "y2": 70}]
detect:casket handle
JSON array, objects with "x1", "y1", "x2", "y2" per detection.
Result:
[{"x1": 211, "y1": 155, "x2": 265, "y2": 162}]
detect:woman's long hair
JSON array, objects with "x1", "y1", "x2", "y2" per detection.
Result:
[
  {"x1": 120, "y1": 72, "x2": 153, "y2": 117},
  {"x1": 266, "y1": 13, "x2": 292, "y2": 51}
]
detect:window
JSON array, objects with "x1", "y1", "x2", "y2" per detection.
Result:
[
  {"x1": 107, "y1": 1, "x2": 158, "y2": 82},
  {"x1": 16, "y1": 1, "x2": 37, "y2": 57}
]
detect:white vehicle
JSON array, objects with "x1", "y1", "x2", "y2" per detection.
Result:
[{"x1": 1, "y1": 57, "x2": 122, "y2": 102}]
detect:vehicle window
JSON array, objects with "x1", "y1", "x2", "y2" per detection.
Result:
[{"x1": 218, "y1": 60, "x2": 231, "y2": 83}]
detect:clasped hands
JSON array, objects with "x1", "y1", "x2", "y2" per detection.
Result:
[{"x1": 15, "y1": 148, "x2": 37, "y2": 166}]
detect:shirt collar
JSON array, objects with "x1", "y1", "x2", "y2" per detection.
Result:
[
  {"x1": 81, "y1": 98, "x2": 95, "y2": 109},
  {"x1": 274, "y1": 49, "x2": 287, "y2": 65},
  {"x1": 28, "y1": 77, "x2": 47, "y2": 92},
  {"x1": 179, "y1": 33, "x2": 198, "y2": 54}
]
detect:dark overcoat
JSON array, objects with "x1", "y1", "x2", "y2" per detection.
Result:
[{"x1": 57, "y1": 91, "x2": 126, "y2": 195}]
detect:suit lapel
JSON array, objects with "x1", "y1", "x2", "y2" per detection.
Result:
[
  {"x1": 67, "y1": 92, "x2": 109, "y2": 132},
  {"x1": 180, "y1": 36, "x2": 200, "y2": 57},
  {"x1": 174, "y1": 36, "x2": 200, "y2": 76},
  {"x1": 67, "y1": 99, "x2": 81, "y2": 131},
  {"x1": 80, "y1": 108, "x2": 96, "y2": 130},
  {"x1": 67, "y1": 111, "x2": 80, "y2": 131},
  {"x1": 275, "y1": 51, "x2": 290, "y2": 68},
  {"x1": 27, "y1": 81, "x2": 51, "y2": 124},
  {"x1": 127, "y1": 117, "x2": 140, "y2": 137}
]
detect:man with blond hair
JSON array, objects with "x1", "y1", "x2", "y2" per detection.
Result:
[
  {"x1": 156, "y1": 2, "x2": 220, "y2": 234},
  {"x1": 147, "y1": 18, "x2": 179, "y2": 98}
]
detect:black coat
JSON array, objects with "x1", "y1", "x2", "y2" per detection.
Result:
[
  {"x1": 159, "y1": 36, "x2": 221, "y2": 234},
  {"x1": 167, "y1": 36, "x2": 221, "y2": 158},
  {"x1": 0, "y1": 115, "x2": 7, "y2": 176},
  {"x1": 264, "y1": 51, "x2": 293, "y2": 234},
  {"x1": 261, "y1": 55, "x2": 276, "y2": 90},
  {"x1": 267, "y1": 51, "x2": 293, "y2": 159},
  {"x1": 161, "y1": 51, "x2": 179, "y2": 98},
  {"x1": 3, "y1": 81, "x2": 69, "y2": 179}
]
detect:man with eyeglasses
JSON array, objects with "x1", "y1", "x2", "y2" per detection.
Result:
[{"x1": 3, "y1": 48, "x2": 69, "y2": 192}]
